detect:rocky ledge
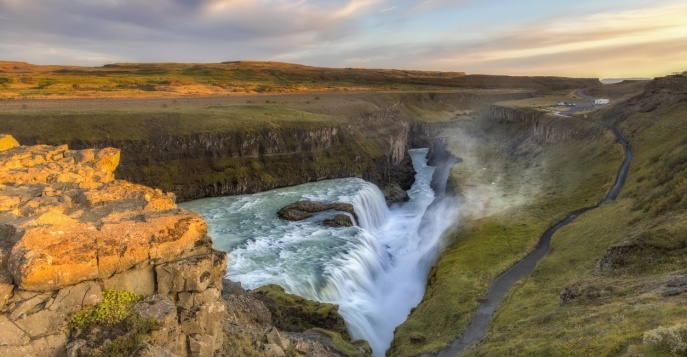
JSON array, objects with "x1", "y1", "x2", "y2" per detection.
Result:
[
  {"x1": 0, "y1": 134, "x2": 226, "y2": 356},
  {"x1": 0, "y1": 134, "x2": 371, "y2": 357}
]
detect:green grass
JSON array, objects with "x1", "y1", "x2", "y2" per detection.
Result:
[
  {"x1": 390, "y1": 106, "x2": 623, "y2": 356},
  {"x1": 69, "y1": 290, "x2": 142, "y2": 330},
  {"x1": 448, "y1": 90, "x2": 687, "y2": 356},
  {"x1": 0, "y1": 61, "x2": 460, "y2": 98},
  {"x1": 468, "y1": 199, "x2": 687, "y2": 356},
  {"x1": 0, "y1": 104, "x2": 333, "y2": 144},
  {"x1": 68, "y1": 290, "x2": 159, "y2": 357},
  {"x1": 0, "y1": 61, "x2": 599, "y2": 99}
]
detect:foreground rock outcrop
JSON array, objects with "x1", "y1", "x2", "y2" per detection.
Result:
[
  {"x1": 220, "y1": 281, "x2": 371, "y2": 357},
  {"x1": 0, "y1": 134, "x2": 374, "y2": 357},
  {"x1": 0, "y1": 135, "x2": 226, "y2": 356}
]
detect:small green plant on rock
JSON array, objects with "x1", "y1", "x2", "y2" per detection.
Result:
[
  {"x1": 69, "y1": 289, "x2": 141, "y2": 330},
  {"x1": 68, "y1": 290, "x2": 158, "y2": 357}
]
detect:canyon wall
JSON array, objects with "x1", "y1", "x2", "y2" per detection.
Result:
[
  {"x1": 600, "y1": 73, "x2": 687, "y2": 122},
  {"x1": 5, "y1": 91, "x2": 538, "y2": 203},
  {"x1": 74, "y1": 127, "x2": 407, "y2": 201},
  {"x1": 487, "y1": 105, "x2": 597, "y2": 143},
  {"x1": 56, "y1": 113, "x2": 415, "y2": 203}
]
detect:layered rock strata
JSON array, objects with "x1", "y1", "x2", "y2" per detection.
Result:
[
  {"x1": 0, "y1": 135, "x2": 227, "y2": 356},
  {"x1": 487, "y1": 105, "x2": 599, "y2": 143}
]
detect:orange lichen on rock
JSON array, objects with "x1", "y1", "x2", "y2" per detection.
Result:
[
  {"x1": 0, "y1": 135, "x2": 19, "y2": 152},
  {"x1": 0, "y1": 135, "x2": 209, "y2": 291}
]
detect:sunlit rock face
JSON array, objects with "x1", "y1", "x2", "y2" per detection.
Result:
[
  {"x1": 0, "y1": 138, "x2": 209, "y2": 291},
  {"x1": 0, "y1": 135, "x2": 227, "y2": 356}
]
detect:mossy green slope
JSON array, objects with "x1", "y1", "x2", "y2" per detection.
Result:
[
  {"x1": 390, "y1": 104, "x2": 624, "y2": 355},
  {"x1": 253, "y1": 284, "x2": 372, "y2": 357},
  {"x1": 466, "y1": 92, "x2": 687, "y2": 356},
  {"x1": 392, "y1": 75, "x2": 687, "y2": 356}
]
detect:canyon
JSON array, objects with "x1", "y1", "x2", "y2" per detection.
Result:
[
  {"x1": 0, "y1": 63, "x2": 685, "y2": 357},
  {"x1": 0, "y1": 86, "x2": 562, "y2": 356}
]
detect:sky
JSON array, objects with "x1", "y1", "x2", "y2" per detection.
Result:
[{"x1": 0, "y1": 0, "x2": 685, "y2": 78}]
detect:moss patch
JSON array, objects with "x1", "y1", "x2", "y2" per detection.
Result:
[
  {"x1": 68, "y1": 290, "x2": 159, "y2": 357},
  {"x1": 253, "y1": 284, "x2": 350, "y2": 339}
]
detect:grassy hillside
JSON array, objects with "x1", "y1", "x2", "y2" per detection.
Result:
[
  {"x1": 391, "y1": 75, "x2": 687, "y2": 356},
  {"x1": 0, "y1": 61, "x2": 599, "y2": 98},
  {"x1": 390, "y1": 104, "x2": 622, "y2": 356},
  {"x1": 466, "y1": 78, "x2": 687, "y2": 356}
]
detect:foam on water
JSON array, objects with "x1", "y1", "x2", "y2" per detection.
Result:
[{"x1": 181, "y1": 149, "x2": 459, "y2": 356}]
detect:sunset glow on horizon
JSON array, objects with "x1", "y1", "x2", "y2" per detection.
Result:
[{"x1": 0, "y1": 0, "x2": 685, "y2": 78}]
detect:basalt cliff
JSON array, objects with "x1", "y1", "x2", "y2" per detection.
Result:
[{"x1": 2, "y1": 91, "x2": 544, "y2": 203}]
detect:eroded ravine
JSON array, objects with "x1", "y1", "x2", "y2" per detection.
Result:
[{"x1": 431, "y1": 118, "x2": 632, "y2": 357}]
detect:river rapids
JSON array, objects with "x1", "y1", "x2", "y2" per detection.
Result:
[{"x1": 181, "y1": 148, "x2": 460, "y2": 356}]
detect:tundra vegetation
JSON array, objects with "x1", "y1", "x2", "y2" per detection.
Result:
[{"x1": 0, "y1": 60, "x2": 596, "y2": 99}]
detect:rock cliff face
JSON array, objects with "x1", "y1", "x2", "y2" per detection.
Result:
[
  {"x1": 4, "y1": 91, "x2": 537, "y2": 203},
  {"x1": 0, "y1": 135, "x2": 374, "y2": 357},
  {"x1": 487, "y1": 105, "x2": 594, "y2": 143},
  {"x1": 0, "y1": 136, "x2": 226, "y2": 356},
  {"x1": 61, "y1": 124, "x2": 414, "y2": 203}
]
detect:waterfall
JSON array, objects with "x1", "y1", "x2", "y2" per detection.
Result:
[
  {"x1": 316, "y1": 184, "x2": 391, "y2": 301},
  {"x1": 348, "y1": 183, "x2": 391, "y2": 231},
  {"x1": 181, "y1": 148, "x2": 459, "y2": 357}
]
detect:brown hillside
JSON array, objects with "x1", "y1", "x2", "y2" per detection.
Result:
[{"x1": 0, "y1": 61, "x2": 600, "y2": 98}]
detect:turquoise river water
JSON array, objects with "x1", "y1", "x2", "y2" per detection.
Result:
[{"x1": 181, "y1": 148, "x2": 459, "y2": 356}]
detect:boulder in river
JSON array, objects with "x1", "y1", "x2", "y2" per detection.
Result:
[
  {"x1": 277, "y1": 200, "x2": 358, "y2": 225},
  {"x1": 323, "y1": 214, "x2": 354, "y2": 228}
]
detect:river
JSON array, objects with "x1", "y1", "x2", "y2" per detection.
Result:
[{"x1": 181, "y1": 148, "x2": 460, "y2": 356}]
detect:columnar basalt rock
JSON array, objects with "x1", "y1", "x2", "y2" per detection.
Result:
[
  {"x1": 0, "y1": 135, "x2": 227, "y2": 356},
  {"x1": 487, "y1": 105, "x2": 594, "y2": 143}
]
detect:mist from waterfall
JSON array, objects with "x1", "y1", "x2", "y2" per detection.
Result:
[{"x1": 181, "y1": 149, "x2": 460, "y2": 356}]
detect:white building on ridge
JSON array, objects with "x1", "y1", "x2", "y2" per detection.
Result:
[{"x1": 594, "y1": 99, "x2": 609, "y2": 105}]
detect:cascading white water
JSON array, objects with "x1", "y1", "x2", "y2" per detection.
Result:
[
  {"x1": 349, "y1": 185, "x2": 391, "y2": 231},
  {"x1": 181, "y1": 149, "x2": 460, "y2": 356}
]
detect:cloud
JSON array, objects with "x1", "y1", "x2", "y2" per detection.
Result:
[
  {"x1": 0, "y1": 0, "x2": 684, "y2": 77},
  {"x1": 287, "y1": 1, "x2": 687, "y2": 77},
  {"x1": 199, "y1": 0, "x2": 380, "y2": 37},
  {"x1": 422, "y1": 2, "x2": 687, "y2": 76},
  {"x1": 406, "y1": 0, "x2": 474, "y2": 14},
  {"x1": 0, "y1": 0, "x2": 383, "y2": 64}
]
